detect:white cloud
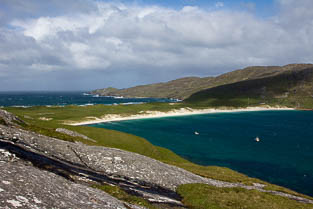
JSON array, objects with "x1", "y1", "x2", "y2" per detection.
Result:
[
  {"x1": 1, "y1": 0, "x2": 313, "y2": 90},
  {"x1": 240, "y1": 2, "x2": 256, "y2": 11},
  {"x1": 215, "y1": 2, "x2": 224, "y2": 8}
]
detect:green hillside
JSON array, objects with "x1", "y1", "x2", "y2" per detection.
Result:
[
  {"x1": 5, "y1": 104, "x2": 313, "y2": 207},
  {"x1": 185, "y1": 65, "x2": 313, "y2": 109},
  {"x1": 91, "y1": 64, "x2": 313, "y2": 100},
  {"x1": 91, "y1": 76, "x2": 212, "y2": 99}
]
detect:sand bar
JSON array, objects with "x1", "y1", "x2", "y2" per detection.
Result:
[{"x1": 67, "y1": 106, "x2": 294, "y2": 126}]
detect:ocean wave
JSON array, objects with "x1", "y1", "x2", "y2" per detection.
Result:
[
  {"x1": 12, "y1": 105, "x2": 32, "y2": 108},
  {"x1": 95, "y1": 95, "x2": 126, "y2": 99},
  {"x1": 78, "y1": 103, "x2": 95, "y2": 107},
  {"x1": 0, "y1": 92, "x2": 174, "y2": 107},
  {"x1": 121, "y1": 102, "x2": 144, "y2": 105},
  {"x1": 45, "y1": 105, "x2": 65, "y2": 107},
  {"x1": 169, "y1": 98, "x2": 182, "y2": 102}
]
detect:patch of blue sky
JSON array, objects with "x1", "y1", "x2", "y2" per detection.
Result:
[{"x1": 113, "y1": 0, "x2": 277, "y2": 17}]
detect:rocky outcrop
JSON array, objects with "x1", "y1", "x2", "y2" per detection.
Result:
[
  {"x1": 0, "y1": 158, "x2": 131, "y2": 209},
  {"x1": 0, "y1": 124, "x2": 204, "y2": 207},
  {"x1": 0, "y1": 109, "x2": 312, "y2": 208},
  {"x1": 56, "y1": 128, "x2": 96, "y2": 142},
  {"x1": 0, "y1": 109, "x2": 25, "y2": 127}
]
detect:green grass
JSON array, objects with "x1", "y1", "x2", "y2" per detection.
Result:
[
  {"x1": 177, "y1": 184, "x2": 313, "y2": 209},
  {"x1": 4, "y1": 103, "x2": 189, "y2": 124},
  {"x1": 92, "y1": 184, "x2": 158, "y2": 209},
  {"x1": 19, "y1": 122, "x2": 96, "y2": 144},
  {"x1": 3, "y1": 105, "x2": 313, "y2": 204}
]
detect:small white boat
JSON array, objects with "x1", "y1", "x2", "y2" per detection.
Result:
[
  {"x1": 255, "y1": 137, "x2": 260, "y2": 142},
  {"x1": 194, "y1": 131, "x2": 199, "y2": 135}
]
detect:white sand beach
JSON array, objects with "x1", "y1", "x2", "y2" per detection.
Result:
[{"x1": 67, "y1": 106, "x2": 294, "y2": 126}]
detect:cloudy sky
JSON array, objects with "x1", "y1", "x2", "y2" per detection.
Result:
[{"x1": 1, "y1": 0, "x2": 313, "y2": 91}]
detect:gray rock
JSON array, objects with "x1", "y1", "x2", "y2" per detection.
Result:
[
  {"x1": 56, "y1": 128, "x2": 96, "y2": 142},
  {"x1": 0, "y1": 160, "x2": 128, "y2": 209},
  {"x1": 0, "y1": 108, "x2": 312, "y2": 207},
  {"x1": 0, "y1": 124, "x2": 187, "y2": 206},
  {"x1": 0, "y1": 109, "x2": 25, "y2": 127}
]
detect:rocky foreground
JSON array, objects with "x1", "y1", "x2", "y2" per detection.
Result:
[{"x1": 0, "y1": 109, "x2": 312, "y2": 208}]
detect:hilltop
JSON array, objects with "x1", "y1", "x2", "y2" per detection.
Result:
[
  {"x1": 185, "y1": 64, "x2": 313, "y2": 109},
  {"x1": 91, "y1": 64, "x2": 313, "y2": 100},
  {"x1": 91, "y1": 77, "x2": 211, "y2": 100}
]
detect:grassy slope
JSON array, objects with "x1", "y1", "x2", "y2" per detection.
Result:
[
  {"x1": 4, "y1": 103, "x2": 187, "y2": 124},
  {"x1": 177, "y1": 184, "x2": 313, "y2": 209},
  {"x1": 4, "y1": 105, "x2": 313, "y2": 208},
  {"x1": 185, "y1": 66, "x2": 313, "y2": 109},
  {"x1": 91, "y1": 77, "x2": 212, "y2": 100},
  {"x1": 92, "y1": 64, "x2": 313, "y2": 100}
]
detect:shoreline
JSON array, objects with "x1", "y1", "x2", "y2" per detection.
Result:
[{"x1": 67, "y1": 106, "x2": 294, "y2": 126}]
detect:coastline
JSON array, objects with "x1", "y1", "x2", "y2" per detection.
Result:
[{"x1": 67, "y1": 106, "x2": 294, "y2": 126}]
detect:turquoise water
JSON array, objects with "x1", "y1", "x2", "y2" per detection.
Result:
[{"x1": 89, "y1": 110, "x2": 313, "y2": 196}]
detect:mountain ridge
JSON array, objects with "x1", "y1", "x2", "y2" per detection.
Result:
[
  {"x1": 185, "y1": 65, "x2": 313, "y2": 108},
  {"x1": 91, "y1": 64, "x2": 313, "y2": 100}
]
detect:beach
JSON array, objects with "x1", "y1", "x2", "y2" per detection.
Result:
[
  {"x1": 91, "y1": 109, "x2": 313, "y2": 197},
  {"x1": 67, "y1": 106, "x2": 294, "y2": 126}
]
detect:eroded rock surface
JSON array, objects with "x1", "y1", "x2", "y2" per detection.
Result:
[
  {"x1": 0, "y1": 109, "x2": 24, "y2": 127},
  {"x1": 0, "y1": 160, "x2": 128, "y2": 209},
  {"x1": 0, "y1": 109, "x2": 312, "y2": 208}
]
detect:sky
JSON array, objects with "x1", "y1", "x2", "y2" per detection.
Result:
[{"x1": 1, "y1": 0, "x2": 313, "y2": 91}]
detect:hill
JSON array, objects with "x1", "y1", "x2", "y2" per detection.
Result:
[
  {"x1": 185, "y1": 65, "x2": 313, "y2": 108},
  {"x1": 91, "y1": 64, "x2": 313, "y2": 100},
  {"x1": 91, "y1": 77, "x2": 212, "y2": 99}
]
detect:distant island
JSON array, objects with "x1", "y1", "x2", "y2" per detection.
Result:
[{"x1": 91, "y1": 64, "x2": 313, "y2": 109}]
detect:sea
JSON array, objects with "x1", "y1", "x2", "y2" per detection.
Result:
[
  {"x1": 89, "y1": 110, "x2": 313, "y2": 197},
  {"x1": 0, "y1": 91, "x2": 176, "y2": 107},
  {"x1": 1, "y1": 92, "x2": 312, "y2": 197}
]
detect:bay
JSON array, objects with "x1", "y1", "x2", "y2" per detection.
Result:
[{"x1": 90, "y1": 110, "x2": 313, "y2": 196}]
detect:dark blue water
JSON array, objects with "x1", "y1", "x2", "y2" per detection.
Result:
[
  {"x1": 89, "y1": 110, "x2": 313, "y2": 196},
  {"x1": 0, "y1": 91, "x2": 175, "y2": 107}
]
